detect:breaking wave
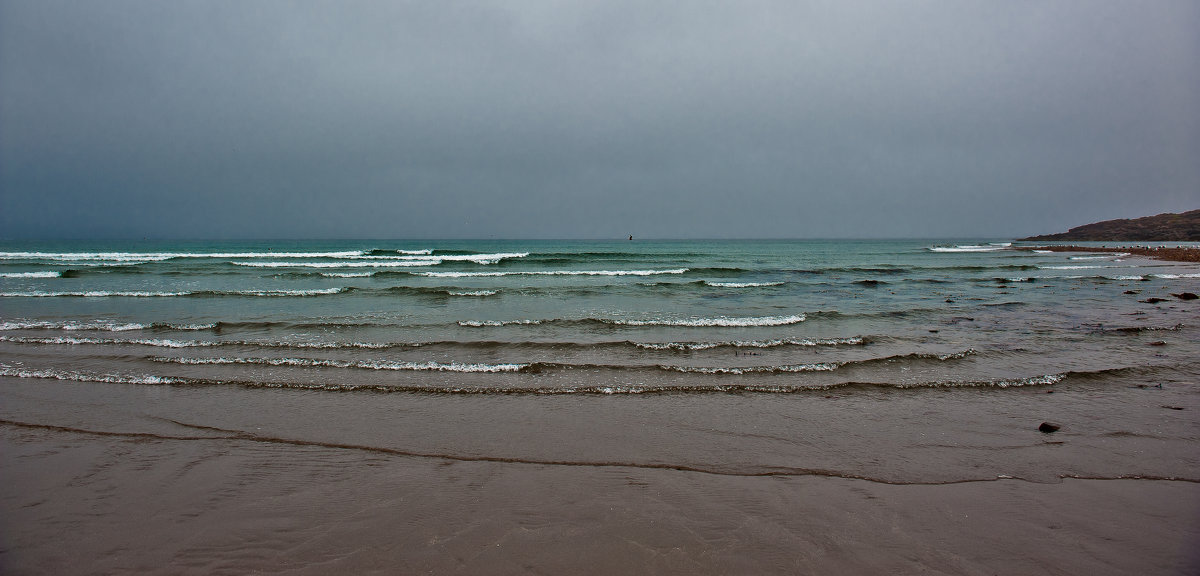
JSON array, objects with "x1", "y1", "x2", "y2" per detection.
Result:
[
  {"x1": 0, "y1": 288, "x2": 350, "y2": 298},
  {"x1": 0, "y1": 271, "x2": 62, "y2": 278},
  {"x1": 457, "y1": 315, "x2": 807, "y2": 328},
  {"x1": 150, "y1": 356, "x2": 527, "y2": 373},
  {"x1": 0, "y1": 320, "x2": 217, "y2": 331}
]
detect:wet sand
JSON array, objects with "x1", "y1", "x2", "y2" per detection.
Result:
[
  {"x1": 3, "y1": 425, "x2": 1198, "y2": 575},
  {"x1": 3, "y1": 369, "x2": 1199, "y2": 575}
]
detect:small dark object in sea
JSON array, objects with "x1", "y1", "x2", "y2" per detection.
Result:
[
  {"x1": 1172, "y1": 292, "x2": 1198, "y2": 300},
  {"x1": 1140, "y1": 297, "x2": 1168, "y2": 304},
  {"x1": 1038, "y1": 422, "x2": 1061, "y2": 433},
  {"x1": 928, "y1": 329, "x2": 939, "y2": 333},
  {"x1": 945, "y1": 299, "x2": 954, "y2": 303},
  {"x1": 1149, "y1": 341, "x2": 1167, "y2": 346},
  {"x1": 1124, "y1": 290, "x2": 1140, "y2": 295},
  {"x1": 1162, "y1": 405, "x2": 1184, "y2": 411}
]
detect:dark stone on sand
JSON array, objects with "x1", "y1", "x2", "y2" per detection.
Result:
[
  {"x1": 1038, "y1": 422, "x2": 1061, "y2": 433},
  {"x1": 1161, "y1": 405, "x2": 1184, "y2": 411},
  {"x1": 1149, "y1": 341, "x2": 1167, "y2": 346},
  {"x1": 1171, "y1": 292, "x2": 1198, "y2": 300},
  {"x1": 1140, "y1": 297, "x2": 1168, "y2": 304}
]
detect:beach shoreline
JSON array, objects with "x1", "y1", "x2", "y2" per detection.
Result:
[
  {"x1": 4, "y1": 360, "x2": 1200, "y2": 575},
  {"x1": 3, "y1": 239, "x2": 1199, "y2": 574},
  {"x1": 1014, "y1": 244, "x2": 1200, "y2": 263}
]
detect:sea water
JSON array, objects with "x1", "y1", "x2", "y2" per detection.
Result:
[{"x1": 1, "y1": 239, "x2": 1197, "y2": 394}]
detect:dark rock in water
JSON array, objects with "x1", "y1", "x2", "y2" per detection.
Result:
[
  {"x1": 1123, "y1": 290, "x2": 1140, "y2": 295},
  {"x1": 1161, "y1": 405, "x2": 1185, "y2": 411},
  {"x1": 1140, "y1": 297, "x2": 1168, "y2": 304},
  {"x1": 1172, "y1": 292, "x2": 1198, "y2": 300},
  {"x1": 1038, "y1": 422, "x2": 1061, "y2": 433},
  {"x1": 1149, "y1": 341, "x2": 1167, "y2": 346}
]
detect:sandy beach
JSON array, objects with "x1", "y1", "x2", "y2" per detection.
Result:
[{"x1": 4, "y1": 361, "x2": 1199, "y2": 575}]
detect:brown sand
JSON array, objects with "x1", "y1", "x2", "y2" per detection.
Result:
[
  {"x1": 3, "y1": 425, "x2": 1199, "y2": 575},
  {"x1": 3, "y1": 418, "x2": 1198, "y2": 575}
]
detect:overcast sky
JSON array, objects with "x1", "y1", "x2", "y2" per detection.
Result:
[{"x1": 1, "y1": 1, "x2": 1197, "y2": 239}]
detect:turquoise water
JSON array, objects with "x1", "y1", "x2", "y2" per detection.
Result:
[{"x1": 1, "y1": 239, "x2": 1198, "y2": 392}]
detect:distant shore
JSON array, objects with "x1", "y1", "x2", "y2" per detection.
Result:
[{"x1": 1015, "y1": 245, "x2": 1200, "y2": 263}]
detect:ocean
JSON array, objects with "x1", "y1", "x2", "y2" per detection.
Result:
[{"x1": 2, "y1": 239, "x2": 1198, "y2": 574}]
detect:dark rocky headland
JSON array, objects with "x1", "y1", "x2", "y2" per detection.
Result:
[
  {"x1": 1023, "y1": 210, "x2": 1200, "y2": 242},
  {"x1": 1017, "y1": 209, "x2": 1200, "y2": 262}
]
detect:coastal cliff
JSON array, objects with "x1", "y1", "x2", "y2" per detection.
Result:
[{"x1": 1023, "y1": 210, "x2": 1200, "y2": 241}]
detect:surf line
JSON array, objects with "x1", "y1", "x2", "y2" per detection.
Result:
[{"x1": 3, "y1": 418, "x2": 1197, "y2": 485}]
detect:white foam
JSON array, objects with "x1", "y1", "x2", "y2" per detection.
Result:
[
  {"x1": 0, "y1": 320, "x2": 215, "y2": 331},
  {"x1": 0, "y1": 271, "x2": 61, "y2": 278},
  {"x1": 449, "y1": 290, "x2": 499, "y2": 297},
  {"x1": 417, "y1": 268, "x2": 689, "y2": 278},
  {"x1": 459, "y1": 319, "x2": 542, "y2": 327},
  {"x1": 234, "y1": 260, "x2": 440, "y2": 268},
  {"x1": 618, "y1": 314, "x2": 806, "y2": 327},
  {"x1": 1039, "y1": 265, "x2": 1112, "y2": 270},
  {"x1": 320, "y1": 272, "x2": 374, "y2": 278},
  {"x1": 232, "y1": 288, "x2": 347, "y2": 296},
  {"x1": 426, "y1": 252, "x2": 529, "y2": 264},
  {"x1": 0, "y1": 364, "x2": 183, "y2": 385},
  {"x1": 0, "y1": 291, "x2": 192, "y2": 297},
  {"x1": 1152, "y1": 273, "x2": 1200, "y2": 279},
  {"x1": 0, "y1": 252, "x2": 174, "y2": 262},
  {"x1": 662, "y1": 363, "x2": 838, "y2": 374},
  {"x1": 152, "y1": 356, "x2": 527, "y2": 372},
  {"x1": 704, "y1": 281, "x2": 784, "y2": 288},
  {"x1": 0, "y1": 335, "x2": 217, "y2": 348},
  {"x1": 0, "y1": 250, "x2": 371, "y2": 261},
  {"x1": 897, "y1": 373, "x2": 1065, "y2": 389},
  {"x1": 0, "y1": 320, "x2": 148, "y2": 331},
  {"x1": 928, "y1": 245, "x2": 1006, "y2": 253},
  {"x1": 0, "y1": 287, "x2": 346, "y2": 297},
  {"x1": 636, "y1": 337, "x2": 864, "y2": 351}
]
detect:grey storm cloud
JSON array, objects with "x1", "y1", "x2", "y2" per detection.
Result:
[{"x1": 1, "y1": 0, "x2": 1197, "y2": 239}]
